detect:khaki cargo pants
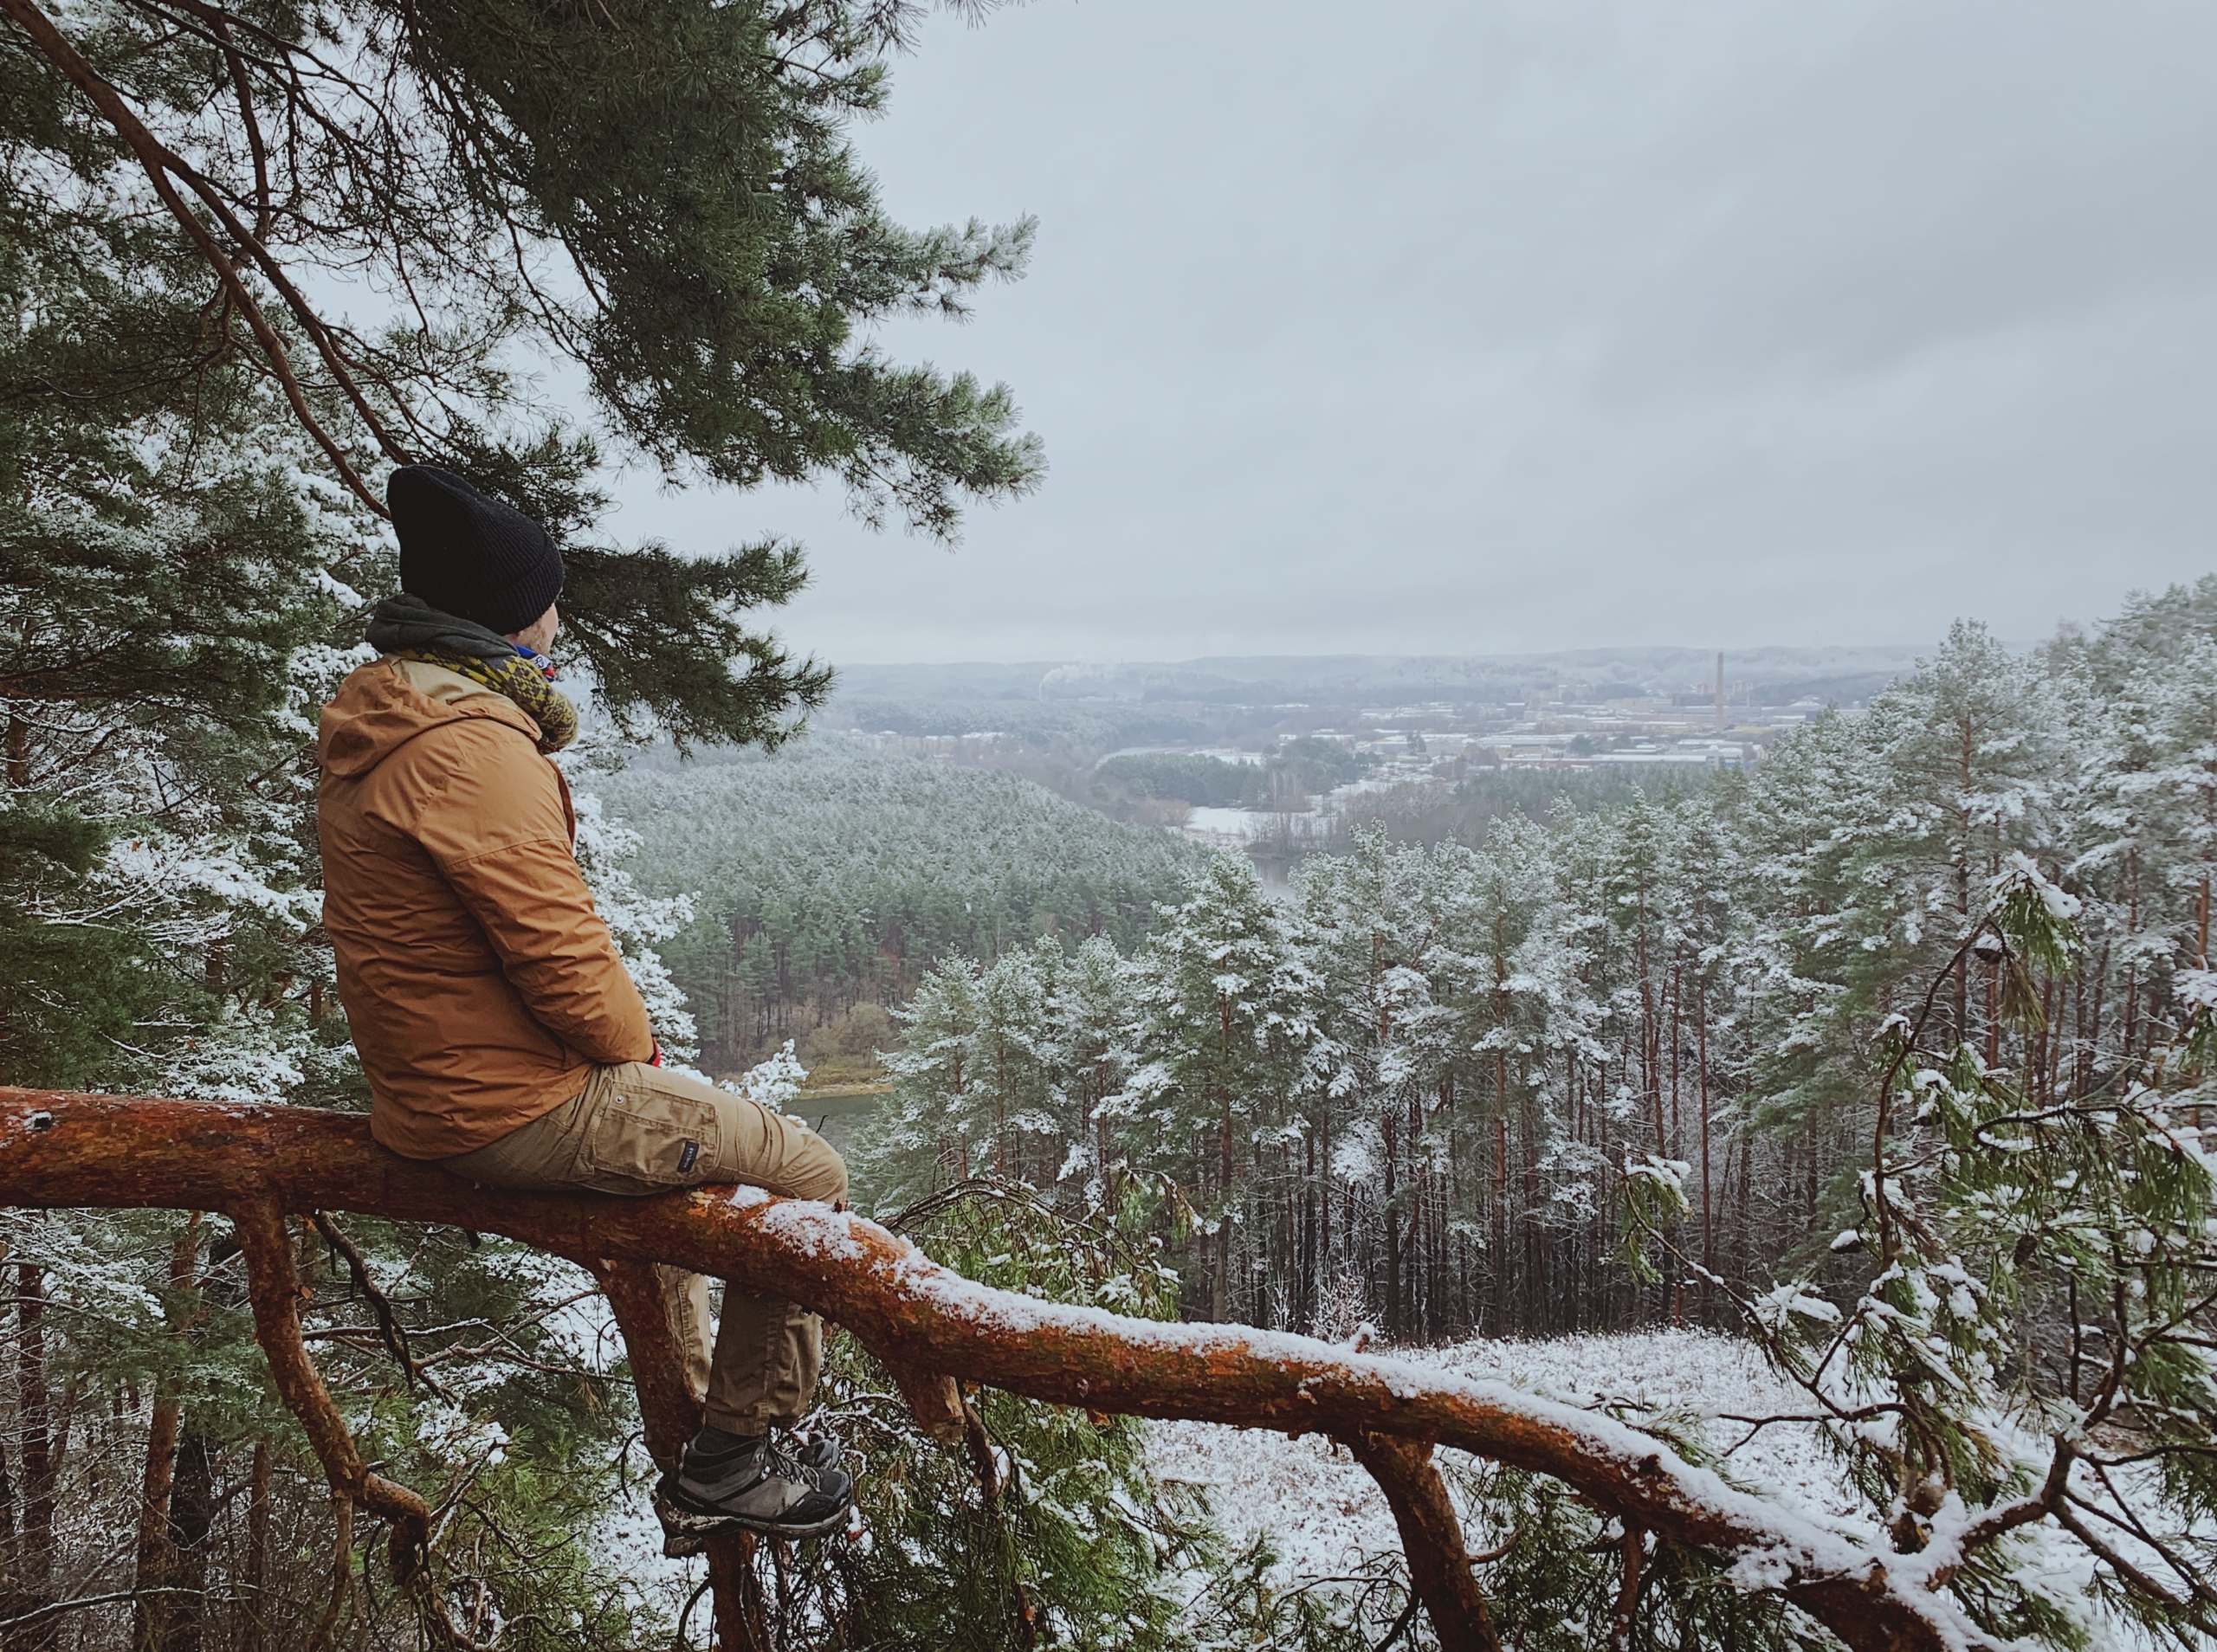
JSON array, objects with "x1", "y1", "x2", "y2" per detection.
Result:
[{"x1": 443, "y1": 1061, "x2": 848, "y2": 1435}]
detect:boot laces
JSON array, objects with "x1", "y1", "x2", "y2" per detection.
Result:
[{"x1": 759, "y1": 1430, "x2": 817, "y2": 1490}]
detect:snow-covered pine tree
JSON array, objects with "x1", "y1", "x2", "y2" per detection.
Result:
[
  {"x1": 1125, "y1": 852, "x2": 1312, "y2": 1325},
  {"x1": 1040, "y1": 932, "x2": 1137, "y2": 1206},
  {"x1": 861, "y1": 954, "x2": 988, "y2": 1210},
  {"x1": 1296, "y1": 829, "x2": 1448, "y2": 1339},
  {"x1": 1419, "y1": 819, "x2": 1607, "y2": 1335}
]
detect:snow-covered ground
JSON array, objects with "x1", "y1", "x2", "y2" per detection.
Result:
[
  {"x1": 1147, "y1": 1329, "x2": 1848, "y2": 1579},
  {"x1": 1148, "y1": 1328, "x2": 2192, "y2": 1649},
  {"x1": 589, "y1": 1321, "x2": 2161, "y2": 1646}
]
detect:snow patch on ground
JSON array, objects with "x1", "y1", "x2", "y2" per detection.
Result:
[
  {"x1": 1147, "y1": 1329, "x2": 1845, "y2": 1579},
  {"x1": 1147, "y1": 1328, "x2": 2171, "y2": 1649}
]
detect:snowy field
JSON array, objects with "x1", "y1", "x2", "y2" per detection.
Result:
[
  {"x1": 1181, "y1": 805, "x2": 1278, "y2": 844},
  {"x1": 1147, "y1": 1329, "x2": 1852, "y2": 1580}
]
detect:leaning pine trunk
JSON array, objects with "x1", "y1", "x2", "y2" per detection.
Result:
[
  {"x1": 133, "y1": 1213, "x2": 202, "y2": 1652},
  {"x1": 0, "y1": 1087, "x2": 2007, "y2": 1652}
]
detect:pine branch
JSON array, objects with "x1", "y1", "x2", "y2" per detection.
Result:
[{"x1": 0, "y1": 0, "x2": 396, "y2": 511}]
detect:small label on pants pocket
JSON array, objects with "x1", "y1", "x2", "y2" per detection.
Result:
[{"x1": 678, "y1": 1139, "x2": 700, "y2": 1172}]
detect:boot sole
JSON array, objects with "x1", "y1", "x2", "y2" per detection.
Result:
[{"x1": 652, "y1": 1473, "x2": 854, "y2": 1545}]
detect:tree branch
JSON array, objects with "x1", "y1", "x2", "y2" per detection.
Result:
[
  {"x1": 889, "y1": 1366, "x2": 966, "y2": 1445},
  {"x1": 1926, "y1": 1436, "x2": 2073, "y2": 1582},
  {"x1": 310, "y1": 1210, "x2": 441, "y2": 1397},
  {"x1": 0, "y1": 1088, "x2": 2004, "y2": 1652},
  {"x1": 1344, "y1": 1430, "x2": 1503, "y2": 1652},
  {"x1": 231, "y1": 1197, "x2": 431, "y2": 1573},
  {"x1": 0, "y1": 1587, "x2": 198, "y2": 1636},
  {"x1": 0, "y1": 0, "x2": 398, "y2": 510},
  {"x1": 1606, "y1": 1525, "x2": 1645, "y2": 1652}
]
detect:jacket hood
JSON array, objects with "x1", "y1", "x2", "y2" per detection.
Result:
[
  {"x1": 318, "y1": 659, "x2": 540, "y2": 778},
  {"x1": 363, "y1": 591, "x2": 520, "y2": 660}
]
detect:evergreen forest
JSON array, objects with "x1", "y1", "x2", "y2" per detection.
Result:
[
  {"x1": 863, "y1": 595, "x2": 2217, "y2": 1346},
  {"x1": 591, "y1": 745, "x2": 1202, "y2": 1070}
]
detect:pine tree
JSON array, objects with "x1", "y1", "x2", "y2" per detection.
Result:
[
  {"x1": 1044, "y1": 933, "x2": 1139, "y2": 1206},
  {"x1": 863, "y1": 954, "x2": 987, "y2": 1210},
  {"x1": 972, "y1": 944, "x2": 1055, "y2": 1184},
  {"x1": 1127, "y1": 853, "x2": 1311, "y2": 1325},
  {"x1": 3, "y1": 0, "x2": 1043, "y2": 746}
]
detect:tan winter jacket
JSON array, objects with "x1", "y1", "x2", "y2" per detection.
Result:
[{"x1": 317, "y1": 658, "x2": 654, "y2": 1158}]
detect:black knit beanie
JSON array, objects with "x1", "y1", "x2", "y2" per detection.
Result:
[{"x1": 386, "y1": 465, "x2": 565, "y2": 636}]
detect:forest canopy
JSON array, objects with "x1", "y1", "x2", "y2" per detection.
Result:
[
  {"x1": 592, "y1": 741, "x2": 1202, "y2": 1068},
  {"x1": 1095, "y1": 738, "x2": 1370, "y2": 810}
]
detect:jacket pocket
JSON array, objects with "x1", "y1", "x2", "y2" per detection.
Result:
[{"x1": 583, "y1": 1090, "x2": 721, "y2": 1185}]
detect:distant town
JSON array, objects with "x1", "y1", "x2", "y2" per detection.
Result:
[
  {"x1": 817, "y1": 644, "x2": 1922, "y2": 854},
  {"x1": 1314, "y1": 651, "x2": 1831, "y2": 772}
]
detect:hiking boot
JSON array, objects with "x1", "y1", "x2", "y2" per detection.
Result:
[{"x1": 654, "y1": 1426, "x2": 853, "y2": 1546}]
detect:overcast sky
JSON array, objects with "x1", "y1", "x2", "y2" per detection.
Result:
[{"x1": 608, "y1": 0, "x2": 2217, "y2": 665}]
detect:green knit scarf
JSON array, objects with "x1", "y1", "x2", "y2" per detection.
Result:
[
  {"x1": 391, "y1": 647, "x2": 579, "y2": 754},
  {"x1": 365, "y1": 593, "x2": 580, "y2": 753}
]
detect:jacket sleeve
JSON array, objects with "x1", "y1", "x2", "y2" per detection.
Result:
[{"x1": 410, "y1": 719, "x2": 656, "y2": 1064}]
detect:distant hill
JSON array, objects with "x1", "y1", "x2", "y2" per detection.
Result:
[{"x1": 830, "y1": 642, "x2": 1947, "y2": 714}]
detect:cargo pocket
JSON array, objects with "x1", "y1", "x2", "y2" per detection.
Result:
[{"x1": 583, "y1": 1090, "x2": 722, "y2": 1188}]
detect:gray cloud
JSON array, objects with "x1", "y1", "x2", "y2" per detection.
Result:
[{"x1": 610, "y1": 0, "x2": 2217, "y2": 662}]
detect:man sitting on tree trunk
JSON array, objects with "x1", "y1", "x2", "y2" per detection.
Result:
[{"x1": 315, "y1": 464, "x2": 854, "y2": 1542}]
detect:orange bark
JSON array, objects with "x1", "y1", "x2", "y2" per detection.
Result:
[
  {"x1": 1345, "y1": 1431, "x2": 1503, "y2": 1652},
  {"x1": 231, "y1": 1197, "x2": 432, "y2": 1574}
]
